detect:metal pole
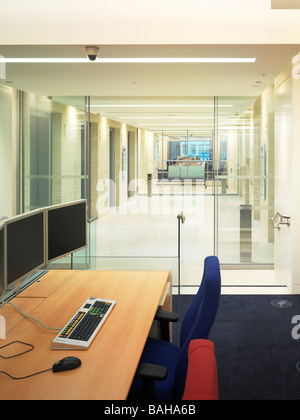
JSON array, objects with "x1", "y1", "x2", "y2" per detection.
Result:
[
  {"x1": 85, "y1": 96, "x2": 91, "y2": 219},
  {"x1": 213, "y1": 96, "x2": 219, "y2": 256},
  {"x1": 177, "y1": 214, "x2": 181, "y2": 296},
  {"x1": 16, "y1": 90, "x2": 21, "y2": 214},
  {"x1": 177, "y1": 212, "x2": 185, "y2": 295}
]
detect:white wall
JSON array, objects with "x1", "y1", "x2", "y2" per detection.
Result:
[
  {"x1": 274, "y1": 65, "x2": 300, "y2": 293},
  {"x1": 0, "y1": 85, "x2": 13, "y2": 218}
]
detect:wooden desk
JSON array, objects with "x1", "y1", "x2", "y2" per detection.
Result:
[
  {"x1": 0, "y1": 298, "x2": 45, "y2": 334},
  {"x1": 0, "y1": 270, "x2": 169, "y2": 400},
  {"x1": 17, "y1": 270, "x2": 74, "y2": 298}
]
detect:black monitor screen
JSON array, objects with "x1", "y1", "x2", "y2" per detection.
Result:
[
  {"x1": 47, "y1": 201, "x2": 87, "y2": 262},
  {"x1": 0, "y1": 225, "x2": 4, "y2": 295},
  {"x1": 6, "y1": 212, "x2": 45, "y2": 287}
]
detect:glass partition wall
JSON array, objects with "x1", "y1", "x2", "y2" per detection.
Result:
[
  {"x1": 15, "y1": 92, "x2": 275, "y2": 292},
  {"x1": 20, "y1": 94, "x2": 88, "y2": 213},
  {"x1": 217, "y1": 95, "x2": 274, "y2": 267},
  {"x1": 139, "y1": 94, "x2": 274, "y2": 291},
  {"x1": 18, "y1": 94, "x2": 90, "y2": 269}
]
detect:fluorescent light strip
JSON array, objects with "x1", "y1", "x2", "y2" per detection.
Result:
[
  {"x1": 139, "y1": 123, "x2": 213, "y2": 126},
  {"x1": 90, "y1": 104, "x2": 233, "y2": 108},
  {"x1": 138, "y1": 122, "x2": 246, "y2": 125},
  {"x1": 0, "y1": 57, "x2": 256, "y2": 64},
  {"x1": 153, "y1": 130, "x2": 213, "y2": 133},
  {"x1": 139, "y1": 123, "x2": 253, "y2": 127},
  {"x1": 117, "y1": 112, "x2": 229, "y2": 115},
  {"x1": 146, "y1": 126, "x2": 254, "y2": 130},
  {"x1": 120, "y1": 116, "x2": 215, "y2": 119},
  {"x1": 119, "y1": 116, "x2": 235, "y2": 119},
  {"x1": 0, "y1": 58, "x2": 88, "y2": 63},
  {"x1": 97, "y1": 58, "x2": 256, "y2": 63}
]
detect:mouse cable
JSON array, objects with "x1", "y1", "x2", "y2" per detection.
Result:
[
  {"x1": 2, "y1": 301, "x2": 62, "y2": 331},
  {"x1": 0, "y1": 368, "x2": 52, "y2": 380},
  {"x1": 0, "y1": 341, "x2": 34, "y2": 359}
]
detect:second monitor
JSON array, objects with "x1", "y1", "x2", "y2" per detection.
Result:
[{"x1": 47, "y1": 200, "x2": 87, "y2": 263}]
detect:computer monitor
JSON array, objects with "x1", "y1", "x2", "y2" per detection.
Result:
[
  {"x1": 5, "y1": 209, "x2": 46, "y2": 291},
  {"x1": 0, "y1": 223, "x2": 5, "y2": 296},
  {"x1": 46, "y1": 200, "x2": 87, "y2": 263}
]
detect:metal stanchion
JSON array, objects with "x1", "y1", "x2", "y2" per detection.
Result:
[
  {"x1": 177, "y1": 212, "x2": 185, "y2": 295},
  {"x1": 147, "y1": 173, "x2": 152, "y2": 197},
  {"x1": 240, "y1": 205, "x2": 252, "y2": 263}
]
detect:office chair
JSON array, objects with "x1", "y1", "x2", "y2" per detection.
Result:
[
  {"x1": 182, "y1": 339, "x2": 218, "y2": 400},
  {"x1": 132, "y1": 255, "x2": 221, "y2": 400}
]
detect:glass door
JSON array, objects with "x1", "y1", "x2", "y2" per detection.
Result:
[
  {"x1": 176, "y1": 94, "x2": 275, "y2": 292},
  {"x1": 175, "y1": 129, "x2": 215, "y2": 291},
  {"x1": 153, "y1": 97, "x2": 216, "y2": 291},
  {"x1": 217, "y1": 95, "x2": 275, "y2": 266}
]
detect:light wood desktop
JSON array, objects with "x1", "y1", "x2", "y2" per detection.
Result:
[{"x1": 0, "y1": 270, "x2": 170, "y2": 400}]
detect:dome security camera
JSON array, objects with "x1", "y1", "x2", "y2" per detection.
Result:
[{"x1": 85, "y1": 46, "x2": 99, "y2": 61}]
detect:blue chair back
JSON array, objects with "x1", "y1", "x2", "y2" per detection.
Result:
[{"x1": 174, "y1": 255, "x2": 221, "y2": 398}]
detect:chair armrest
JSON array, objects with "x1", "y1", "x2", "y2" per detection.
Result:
[
  {"x1": 135, "y1": 362, "x2": 168, "y2": 400},
  {"x1": 154, "y1": 309, "x2": 179, "y2": 341},
  {"x1": 155, "y1": 309, "x2": 179, "y2": 323},
  {"x1": 135, "y1": 362, "x2": 167, "y2": 381}
]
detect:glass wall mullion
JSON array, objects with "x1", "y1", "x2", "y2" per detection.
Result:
[
  {"x1": 85, "y1": 96, "x2": 91, "y2": 219},
  {"x1": 213, "y1": 96, "x2": 219, "y2": 257}
]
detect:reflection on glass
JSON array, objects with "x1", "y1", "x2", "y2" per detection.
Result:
[{"x1": 22, "y1": 94, "x2": 86, "y2": 213}]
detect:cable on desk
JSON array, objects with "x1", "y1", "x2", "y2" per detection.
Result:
[
  {"x1": 0, "y1": 341, "x2": 34, "y2": 359},
  {"x1": 0, "y1": 341, "x2": 52, "y2": 380},
  {"x1": 3, "y1": 301, "x2": 62, "y2": 331},
  {"x1": 0, "y1": 368, "x2": 52, "y2": 380}
]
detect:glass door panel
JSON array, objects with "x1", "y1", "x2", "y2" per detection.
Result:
[{"x1": 152, "y1": 96, "x2": 216, "y2": 290}]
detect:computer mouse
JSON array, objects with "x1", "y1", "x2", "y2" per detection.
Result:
[{"x1": 52, "y1": 356, "x2": 81, "y2": 372}]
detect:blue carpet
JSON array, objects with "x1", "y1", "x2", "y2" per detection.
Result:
[{"x1": 172, "y1": 294, "x2": 300, "y2": 400}]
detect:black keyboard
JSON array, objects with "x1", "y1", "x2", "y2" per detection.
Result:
[{"x1": 69, "y1": 301, "x2": 112, "y2": 341}]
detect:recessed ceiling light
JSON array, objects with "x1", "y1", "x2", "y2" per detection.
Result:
[{"x1": 0, "y1": 57, "x2": 256, "y2": 64}]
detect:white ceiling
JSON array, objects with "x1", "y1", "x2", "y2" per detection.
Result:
[
  {"x1": 1, "y1": 0, "x2": 300, "y2": 44},
  {"x1": 1, "y1": 1, "x2": 300, "y2": 132},
  {"x1": 1, "y1": 44, "x2": 299, "y2": 131},
  {"x1": 1, "y1": 44, "x2": 299, "y2": 97}
]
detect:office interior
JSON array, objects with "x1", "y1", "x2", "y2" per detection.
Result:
[
  {"x1": 1, "y1": 54, "x2": 300, "y2": 295},
  {"x1": 1, "y1": 0, "x2": 300, "y2": 401}
]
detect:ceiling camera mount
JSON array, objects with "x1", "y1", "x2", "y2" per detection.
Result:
[{"x1": 85, "y1": 46, "x2": 99, "y2": 61}]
